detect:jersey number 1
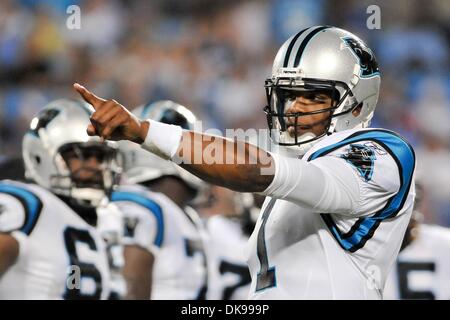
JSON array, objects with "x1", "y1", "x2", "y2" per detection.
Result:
[{"x1": 255, "y1": 199, "x2": 276, "y2": 291}]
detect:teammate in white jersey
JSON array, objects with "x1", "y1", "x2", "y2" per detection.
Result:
[
  {"x1": 205, "y1": 187, "x2": 261, "y2": 300},
  {"x1": 74, "y1": 26, "x2": 416, "y2": 299},
  {"x1": 111, "y1": 101, "x2": 209, "y2": 300},
  {"x1": 0, "y1": 99, "x2": 123, "y2": 299},
  {"x1": 384, "y1": 183, "x2": 450, "y2": 300}
]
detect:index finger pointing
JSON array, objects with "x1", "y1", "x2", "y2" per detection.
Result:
[{"x1": 73, "y1": 83, "x2": 105, "y2": 108}]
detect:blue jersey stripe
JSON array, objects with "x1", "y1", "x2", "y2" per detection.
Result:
[
  {"x1": 308, "y1": 129, "x2": 415, "y2": 252},
  {"x1": 0, "y1": 183, "x2": 43, "y2": 235},
  {"x1": 111, "y1": 191, "x2": 164, "y2": 247}
]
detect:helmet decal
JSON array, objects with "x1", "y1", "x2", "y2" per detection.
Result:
[
  {"x1": 341, "y1": 36, "x2": 380, "y2": 78},
  {"x1": 160, "y1": 108, "x2": 191, "y2": 129},
  {"x1": 29, "y1": 108, "x2": 60, "y2": 136},
  {"x1": 282, "y1": 26, "x2": 331, "y2": 68},
  {"x1": 282, "y1": 27, "x2": 310, "y2": 67},
  {"x1": 292, "y1": 25, "x2": 330, "y2": 67}
]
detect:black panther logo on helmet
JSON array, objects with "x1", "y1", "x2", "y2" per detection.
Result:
[{"x1": 342, "y1": 37, "x2": 380, "y2": 77}]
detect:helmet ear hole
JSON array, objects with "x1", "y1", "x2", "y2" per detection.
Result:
[
  {"x1": 352, "y1": 102, "x2": 363, "y2": 117},
  {"x1": 33, "y1": 155, "x2": 41, "y2": 165}
]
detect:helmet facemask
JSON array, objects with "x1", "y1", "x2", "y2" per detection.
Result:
[
  {"x1": 264, "y1": 77, "x2": 358, "y2": 149},
  {"x1": 51, "y1": 142, "x2": 122, "y2": 208}
]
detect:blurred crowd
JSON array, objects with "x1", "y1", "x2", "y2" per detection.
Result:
[{"x1": 0, "y1": 0, "x2": 449, "y2": 225}]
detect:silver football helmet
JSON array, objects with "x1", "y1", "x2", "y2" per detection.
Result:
[
  {"x1": 119, "y1": 100, "x2": 205, "y2": 194},
  {"x1": 265, "y1": 26, "x2": 381, "y2": 154},
  {"x1": 23, "y1": 99, "x2": 122, "y2": 207}
]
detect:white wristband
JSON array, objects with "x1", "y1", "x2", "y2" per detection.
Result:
[{"x1": 141, "y1": 119, "x2": 183, "y2": 160}]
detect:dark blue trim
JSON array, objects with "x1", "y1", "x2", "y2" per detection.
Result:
[
  {"x1": 26, "y1": 130, "x2": 39, "y2": 138},
  {"x1": 141, "y1": 102, "x2": 154, "y2": 118},
  {"x1": 308, "y1": 129, "x2": 415, "y2": 252},
  {"x1": 0, "y1": 183, "x2": 43, "y2": 235},
  {"x1": 283, "y1": 27, "x2": 310, "y2": 67},
  {"x1": 294, "y1": 26, "x2": 330, "y2": 67},
  {"x1": 111, "y1": 191, "x2": 164, "y2": 247},
  {"x1": 255, "y1": 198, "x2": 277, "y2": 291},
  {"x1": 256, "y1": 266, "x2": 277, "y2": 292}
]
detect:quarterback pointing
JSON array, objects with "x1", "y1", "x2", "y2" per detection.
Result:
[{"x1": 74, "y1": 26, "x2": 416, "y2": 299}]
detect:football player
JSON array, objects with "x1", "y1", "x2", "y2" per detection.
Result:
[
  {"x1": 384, "y1": 182, "x2": 450, "y2": 299},
  {"x1": 205, "y1": 187, "x2": 260, "y2": 300},
  {"x1": 74, "y1": 26, "x2": 416, "y2": 299},
  {"x1": 0, "y1": 99, "x2": 122, "y2": 299},
  {"x1": 111, "y1": 101, "x2": 209, "y2": 300}
]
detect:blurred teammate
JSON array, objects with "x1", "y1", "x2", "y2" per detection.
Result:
[
  {"x1": 205, "y1": 186, "x2": 261, "y2": 300},
  {"x1": 74, "y1": 26, "x2": 416, "y2": 299},
  {"x1": 111, "y1": 101, "x2": 209, "y2": 300},
  {"x1": 0, "y1": 99, "x2": 122, "y2": 299},
  {"x1": 384, "y1": 182, "x2": 450, "y2": 299}
]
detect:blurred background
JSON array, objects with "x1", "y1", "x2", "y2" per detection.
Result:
[{"x1": 0, "y1": 0, "x2": 449, "y2": 225}]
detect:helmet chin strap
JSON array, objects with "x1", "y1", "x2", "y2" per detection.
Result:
[
  {"x1": 328, "y1": 88, "x2": 365, "y2": 133},
  {"x1": 328, "y1": 94, "x2": 353, "y2": 134},
  {"x1": 268, "y1": 90, "x2": 359, "y2": 158},
  {"x1": 293, "y1": 132, "x2": 318, "y2": 156},
  {"x1": 70, "y1": 188, "x2": 106, "y2": 207},
  {"x1": 281, "y1": 131, "x2": 323, "y2": 156}
]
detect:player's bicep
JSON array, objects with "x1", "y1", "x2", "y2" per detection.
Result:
[
  {"x1": 0, "y1": 233, "x2": 19, "y2": 278},
  {"x1": 261, "y1": 153, "x2": 360, "y2": 214},
  {"x1": 261, "y1": 139, "x2": 404, "y2": 217},
  {"x1": 123, "y1": 245, "x2": 154, "y2": 300},
  {"x1": 0, "y1": 190, "x2": 36, "y2": 271},
  {"x1": 0, "y1": 233, "x2": 19, "y2": 277},
  {"x1": 0, "y1": 193, "x2": 27, "y2": 233},
  {"x1": 329, "y1": 141, "x2": 401, "y2": 216},
  {"x1": 309, "y1": 156, "x2": 362, "y2": 214}
]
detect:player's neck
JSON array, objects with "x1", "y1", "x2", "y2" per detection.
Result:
[{"x1": 57, "y1": 194, "x2": 98, "y2": 227}]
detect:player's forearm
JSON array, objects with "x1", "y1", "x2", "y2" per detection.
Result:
[
  {"x1": 124, "y1": 277, "x2": 151, "y2": 300},
  {"x1": 123, "y1": 245, "x2": 153, "y2": 300},
  {"x1": 0, "y1": 234, "x2": 19, "y2": 278},
  {"x1": 176, "y1": 131, "x2": 275, "y2": 193}
]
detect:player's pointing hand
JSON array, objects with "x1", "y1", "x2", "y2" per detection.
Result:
[
  {"x1": 73, "y1": 83, "x2": 149, "y2": 143},
  {"x1": 73, "y1": 83, "x2": 105, "y2": 107}
]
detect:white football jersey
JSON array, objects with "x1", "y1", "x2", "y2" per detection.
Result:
[
  {"x1": 0, "y1": 180, "x2": 111, "y2": 300},
  {"x1": 384, "y1": 224, "x2": 450, "y2": 300},
  {"x1": 111, "y1": 184, "x2": 209, "y2": 300},
  {"x1": 96, "y1": 202, "x2": 126, "y2": 299},
  {"x1": 206, "y1": 215, "x2": 252, "y2": 300},
  {"x1": 247, "y1": 128, "x2": 416, "y2": 299}
]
